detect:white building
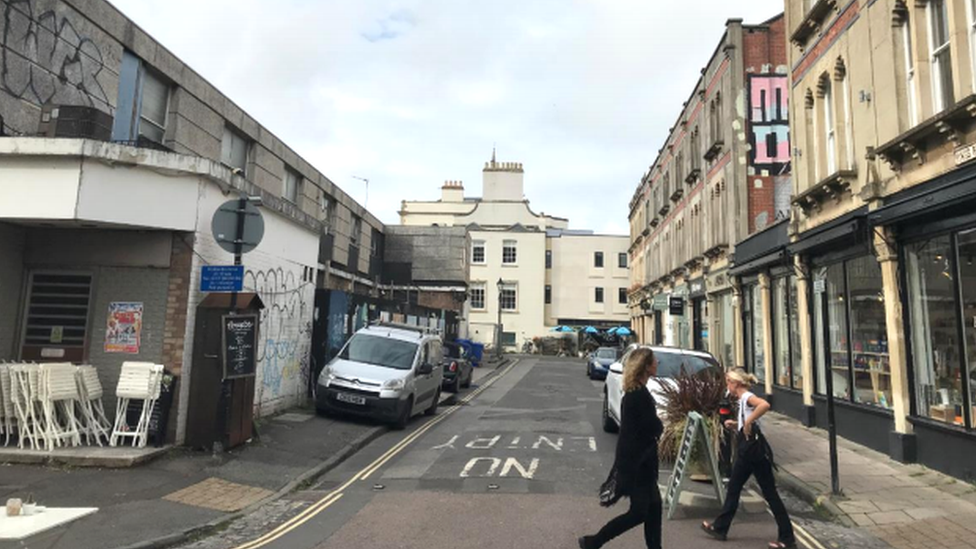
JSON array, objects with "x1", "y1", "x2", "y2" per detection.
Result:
[{"x1": 400, "y1": 154, "x2": 630, "y2": 349}]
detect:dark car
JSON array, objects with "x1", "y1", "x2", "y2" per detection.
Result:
[
  {"x1": 587, "y1": 347, "x2": 621, "y2": 380},
  {"x1": 442, "y1": 342, "x2": 473, "y2": 393}
]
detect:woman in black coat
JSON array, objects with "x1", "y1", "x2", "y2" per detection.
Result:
[{"x1": 580, "y1": 346, "x2": 664, "y2": 549}]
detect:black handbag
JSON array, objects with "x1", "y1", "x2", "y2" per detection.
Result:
[{"x1": 599, "y1": 465, "x2": 622, "y2": 507}]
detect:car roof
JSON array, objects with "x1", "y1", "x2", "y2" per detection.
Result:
[
  {"x1": 357, "y1": 325, "x2": 430, "y2": 344},
  {"x1": 625, "y1": 344, "x2": 718, "y2": 361}
]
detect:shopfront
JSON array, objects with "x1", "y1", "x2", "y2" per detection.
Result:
[
  {"x1": 689, "y1": 278, "x2": 708, "y2": 351},
  {"x1": 706, "y1": 269, "x2": 735, "y2": 370},
  {"x1": 671, "y1": 284, "x2": 690, "y2": 349},
  {"x1": 869, "y1": 166, "x2": 976, "y2": 479}
]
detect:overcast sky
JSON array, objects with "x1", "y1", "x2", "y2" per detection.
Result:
[{"x1": 112, "y1": 0, "x2": 784, "y2": 235}]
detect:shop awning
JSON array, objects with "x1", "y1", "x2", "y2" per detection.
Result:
[
  {"x1": 868, "y1": 162, "x2": 976, "y2": 227},
  {"x1": 728, "y1": 220, "x2": 789, "y2": 277},
  {"x1": 728, "y1": 250, "x2": 788, "y2": 277},
  {"x1": 788, "y1": 207, "x2": 867, "y2": 256}
]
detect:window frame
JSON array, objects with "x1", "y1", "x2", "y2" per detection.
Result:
[
  {"x1": 545, "y1": 249, "x2": 552, "y2": 269},
  {"x1": 502, "y1": 240, "x2": 517, "y2": 265},
  {"x1": 221, "y1": 125, "x2": 250, "y2": 175},
  {"x1": 545, "y1": 285, "x2": 552, "y2": 305},
  {"x1": 928, "y1": 0, "x2": 954, "y2": 114},
  {"x1": 595, "y1": 287, "x2": 605, "y2": 304},
  {"x1": 283, "y1": 167, "x2": 301, "y2": 204},
  {"x1": 618, "y1": 252, "x2": 628, "y2": 269},
  {"x1": 472, "y1": 240, "x2": 486, "y2": 265},
  {"x1": 500, "y1": 283, "x2": 518, "y2": 311},
  {"x1": 470, "y1": 283, "x2": 486, "y2": 310},
  {"x1": 823, "y1": 79, "x2": 837, "y2": 175},
  {"x1": 903, "y1": 16, "x2": 919, "y2": 126},
  {"x1": 618, "y1": 287, "x2": 628, "y2": 305},
  {"x1": 138, "y1": 67, "x2": 169, "y2": 143},
  {"x1": 594, "y1": 251, "x2": 604, "y2": 268}
]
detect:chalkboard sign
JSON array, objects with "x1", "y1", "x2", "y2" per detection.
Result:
[
  {"x1": 223, "y1": 314, "x2": 258, "y2": 379},
  {"x1": 664, "y1": 411, "x2": 725, "y2": 520}
]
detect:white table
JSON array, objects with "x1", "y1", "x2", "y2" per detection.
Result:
[{"x1": 0, "y1": 507, "x2": 98, "y2": 540}]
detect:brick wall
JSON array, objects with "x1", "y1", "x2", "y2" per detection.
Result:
[
  {"x1": 160, "y1": 232, "x2": 193, "y2": 442},
  {"x1": 418, "y1": 291, "x2": 462, "y2": 312},
  {"x1": 743, "y1": 15, "x2": 788, "y2": 71},
  {"x1": 748, "y1": 176, "x2": 777, "y2": 233}
]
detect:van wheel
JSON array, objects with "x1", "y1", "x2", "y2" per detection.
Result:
[
  {"x1": 425, "y1": 389, "x2": 440, "y2": 416},
  {"x1": 393, "y1": 397, "x2": 412, "y2": 430},
  {"x1": 602, "y1": 391, "x2": 618, "y2": 433}
]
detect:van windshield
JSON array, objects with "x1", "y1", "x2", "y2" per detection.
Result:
[{"x1": 339, "y1": 334, "x2": 419, "y2": 370}]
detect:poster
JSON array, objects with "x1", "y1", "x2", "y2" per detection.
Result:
[{"x1": 105, "y1": 302, "x2": 144, "y2": 354}]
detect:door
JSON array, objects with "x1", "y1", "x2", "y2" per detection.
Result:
[
  {"x1": 654, "y1": 311, "x2": 664, "y2": 345},
  {"x1": 692, "y1": 298, "x2": 704, "y2": 351},
  {"x1": 20, "y1": 271, "x2": 93, "y2": 363},
  {"x1": 415, "y1": 342, "x2": 436, "y2": 409}
]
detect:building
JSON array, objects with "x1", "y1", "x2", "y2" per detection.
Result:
[
  {"x1": 627, "y1": 15, "x2": 791, "y2": 377},
  {"x1": 401, "y1": 155, "x2": 630, "y2": 349},
  {"x1": 0, "y1": 0, "x2": 385, "y2": 444},
  {"x1": 777, "y1": 0, "x2": 976, "y2": 480}
]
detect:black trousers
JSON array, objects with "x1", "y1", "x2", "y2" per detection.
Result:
[
  {"x1": 593, "y1": 483, "x2": 662, "y2": 549},
  {"x1": 712, "y1": 440, "x2": 795, "y2": 544}
]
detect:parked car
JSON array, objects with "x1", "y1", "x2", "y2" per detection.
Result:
[
  {"x1": 442, "y1": 341, "x2": 473, "y2": 393},
  {"x1": 316, "y1": 323, "x2": 443, "y2": 429},
  {"x1": 601, "y1": 345, "x2": 720, "y2": 433},
  {"x1": 587, "y1": 346, "x2": 621, "y2": 380}
]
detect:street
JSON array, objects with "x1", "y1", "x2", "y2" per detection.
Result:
[{"x1": 176, "y1": 357, "x2": 828, "y2": 549}]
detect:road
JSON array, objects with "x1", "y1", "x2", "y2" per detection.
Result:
[{"x1": 179, "y1": 356, "x2": 833, "y2": 549}]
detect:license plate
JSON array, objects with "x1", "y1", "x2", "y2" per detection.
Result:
[{"x1": 336, "y1": 392, "x2": 366, "y2": 405}]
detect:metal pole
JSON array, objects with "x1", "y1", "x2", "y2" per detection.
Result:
[
  {"x1": 496, "y1": 285, "x2": 503, "y2": 360},
  {"x1": 821, "y1": 291, "x2": 841, "y2": 495},
  {"x1": 229, "y1": 195, "x2": 246, "y2": 312}
]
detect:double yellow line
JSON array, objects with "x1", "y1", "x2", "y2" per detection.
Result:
[{"x1": 231, "y1": 359, "x2": 520, "y2": 549}]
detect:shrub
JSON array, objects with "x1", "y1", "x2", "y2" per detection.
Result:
[{"x1": 655, "y1": 367, "x2": 726, "y2": 463}]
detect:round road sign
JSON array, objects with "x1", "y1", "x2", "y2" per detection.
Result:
[{"x1": 211, "y1": 199, "x2": 265, "y2": 255}]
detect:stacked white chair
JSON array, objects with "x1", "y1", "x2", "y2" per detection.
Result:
[
  {"x1": 110, "y1": 362, "x2": 164, "y2": 448},
  {"x1": 0, "y1": 364, "x2": 16, "y2": 446},
  {"x1": 9, "y1": 364, "x2": 45, "y2": 450},
  {"x1": 37, "y1": 363, "x2": 83, "y2": 450},
  {"x1": 75, "y1": 366, "x2": 111, "y2": 446}
]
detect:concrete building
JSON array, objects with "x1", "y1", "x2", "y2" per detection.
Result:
[
  {"x1": 0, "y1": 0, "x2": 384, "y2": 444},
  {"x1": 401, "y1": 155, "x2": 629, "y2": 349},
  {"x1": 770, "y1": 0, "x2": 976, "y2": 480},
  {"x1": 627, "y1": 15, "x2": 790, "y2": 377}
]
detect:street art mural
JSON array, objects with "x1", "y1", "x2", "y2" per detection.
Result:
[
  {"x1": 244, "y1": 266, "x2": 314, "y2": 414},
  {"x1": 748, "y1": 75, "x2": 790, "y2": 172},
  {"x1": 1, "y1": 0, "x2": 112, "y2": 110}
]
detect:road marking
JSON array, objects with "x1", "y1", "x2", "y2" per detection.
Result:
[
  {"x1": 745, "y1": 486, "x2": 825, "y2": 549},
  {"x1": 531, "y1": 435, "x2": 562, "y2": 451},
  {"x1": 460, "y1": 457, "x2": 501, "y2": 477},
  {"x1": 500, "y1": 457, "x2": 538, "y2": 479},
  {"x1": 465, "y1": 435, "x2": 501, "y2": 449},
  {"x1": 229, "y1": 358, "x2": 521, "y2": 549},
  {"x1": 460, "y1": 457, "x2": 539, "y2": 479}
]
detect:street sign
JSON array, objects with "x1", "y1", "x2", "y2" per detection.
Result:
[
  {"x1": 653, "y1": 295, "x2": 669, "y2": 311},
  {"x1": 669, "y1": 296, "x2": 685, "y2": 316},
  {"x1": 212, "y1": 199, "x2": 264, "y2": 255},
  {"x1": 222, "y1": 314, "x2": 258, "y2": 379},
  {"x1": 201, "y1": 265, "x2": 244, "y2": 292},
  {"x1": 664, "y1": 411, "x2": 725, "y2": 520}
]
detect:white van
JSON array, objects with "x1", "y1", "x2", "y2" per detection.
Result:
[{"x1": 316, "y1": 323, "x2": 444, "y2": 429}]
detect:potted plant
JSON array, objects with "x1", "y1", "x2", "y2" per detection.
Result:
[{"x1": 656, "y1": 367, "x2": 727, "y2": 478}]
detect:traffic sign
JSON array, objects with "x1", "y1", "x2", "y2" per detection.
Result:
[
  {"x1": 201, "y1": 265, "x2": 244, "y2": 292},
  {"x1": 212, "y1": 199, "x2": 264, "y2": 255}
]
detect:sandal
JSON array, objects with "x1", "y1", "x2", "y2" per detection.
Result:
[
  {"x1": 701, "y1": 521, "x2": 727, "y2": 541},
  {"x1": 768, "y1": 542, "x2": 797, "y2": 549}
]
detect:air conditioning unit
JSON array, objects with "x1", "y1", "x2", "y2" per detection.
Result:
[{"x1": 38, "y1": 105, "x2": 113, "y2": 141}]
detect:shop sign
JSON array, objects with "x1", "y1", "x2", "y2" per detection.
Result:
[
  {"x1": 814, "y1": 279, "x2": 826, "y2": 294},
  {"x1": 223, "y1": 314, "x2": 258, "y2": 379},
  {"x1": 201, "y1": 265, "x2": 245, "y2": 292},
  {"x1": 105, "y1": 302, "x2": 144, "y2": 354},
  {"x1": 669, "y1": 296, "x2": 685, "y2": 316},
  {"x1": 954, "y1": 142, "x2": 976, "y2": 166},
  {"x1": 653, "y1": 295, "x2": 669, "y2": 311},
  {"x1": 689, "y1": 278, "x2": 706, "y2": 298}
]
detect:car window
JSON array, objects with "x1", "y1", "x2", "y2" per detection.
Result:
[
  {"x1": 654, "y1": 352, "x2": 718, "y2": 378},
  {"x1": 595, "y1": 348, "x2": 618, "y2": 359},
  {"x1": 339, "y1": 334, "x2": 419, "y2": 370}
]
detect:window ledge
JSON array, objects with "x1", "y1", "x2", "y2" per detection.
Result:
[
  {"x1": 909, "y1": 415, "x2": 974, "y2": 436},
  {"x1": 685, "y1": 168, "x2": 702, "y2": 186},
  {"x1": 501, "y1": 263, "x2": 519, "y2": 267},
  {"x1": 704, "y1": 140, "x2": 725, "y2": 162},
  {"x1": 658, "y1": 204, "x2": 671, "y2": 217},
  {"x1": 670, "y1": 188, "x2": 684, "y2": 202},
  {"x1": 871, "y1": 94, "x2": 976, "y2": 172},
  {"x1": 793, "y1": 169, "x2": 857, "y2": 216},
  {"x1": 790, "y1": 0, "x2": 839, "y2": 49}
]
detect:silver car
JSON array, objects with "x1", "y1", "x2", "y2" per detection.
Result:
[{"x1": 316, "y1": 323, "x2": 444, "y2": 429}]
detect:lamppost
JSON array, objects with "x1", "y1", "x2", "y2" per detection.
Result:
[{"x1": 496, "y1": 277, "x2": 504, "y2": 360}]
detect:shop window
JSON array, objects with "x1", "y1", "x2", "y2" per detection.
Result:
[
  {"x1": 718, "y1": 292, "x2": 735, "y2": 369},
  {"x1": 848, "y1": 256, "x2": 891, "y2": 408},
  {"x1": 773, "y1": 277, "x2": 791, "y2": 387},
  {"x1": 470, "y1": 283, "x2": 486, "y2": 310},
  {"x1": 929, "y1": 0, "x2": 954, "y2": 113},
  {"x1": 958, "y1": 229, "x2": 976, "y2": 428},
  {"x1": 907, "y1": 236, "x2": 967, "y2": 426},
  {"x1": 789, "y1": 277, "x2": 804, "y2": 388},
  {"x1": 743, "y1": 284, "x2": 766, "y2": 385},
  {"x1": 825, "y1": 263, "x2": 849, "y2": 400}
]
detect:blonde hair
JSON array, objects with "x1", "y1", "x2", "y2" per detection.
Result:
[
  {"x1": 623, "y1": 347, "x2": 656, "y2": 392},
  {"x1": 727, "y1": 368, "x2": 759, "y2": 388}
]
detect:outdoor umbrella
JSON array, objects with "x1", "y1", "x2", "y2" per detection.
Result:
[
  {"x1": 582, "y1": 326, "x2": 599, "y2": 334},
  {"x1": 550, "y1": 325, "x2": 574, "y2": 332},
  {"x1": 611, "y1": 327, "x2": 633, "y2": 336}
]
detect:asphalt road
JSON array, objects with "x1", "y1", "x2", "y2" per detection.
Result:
[{"x1": 179, "y1": 356, "x2": 834, "y2": 549}]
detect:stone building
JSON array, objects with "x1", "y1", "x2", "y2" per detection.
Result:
[
  {"x1": 627, "y1": 15, "x2": 790, "y2": 376},
  {"x1": 0, "y1": 0, "x2": 382, "y2": 443},
  {"x1": 401, "y1": 155, "x2": 630, "y2": 350}
]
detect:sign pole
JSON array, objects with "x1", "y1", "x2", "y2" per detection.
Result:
[{"x1": 229, "y1": 195, "x2": 247, "y2": 312}]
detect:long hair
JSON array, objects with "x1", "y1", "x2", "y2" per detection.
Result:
[
  {"x1": 622, "y1": 347, "x2": 655, "y2": 392},
  {"x1": 727, "y1": 367, "x2": 759, "y2": 389}
]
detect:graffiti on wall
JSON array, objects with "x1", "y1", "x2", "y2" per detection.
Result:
[
  {"x1": 747, "y1": 75, "x2": 790, "y2": 172},
  {"x1": 244, "y1": 267, "x2": 312, "y2": 405},
  {"x1": 1, "y1": 0, "x2": 110, "y2": 108}
]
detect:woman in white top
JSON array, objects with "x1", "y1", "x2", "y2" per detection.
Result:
[{"x1": 701, "y1": 368, "x2": 796, "y2": 549}]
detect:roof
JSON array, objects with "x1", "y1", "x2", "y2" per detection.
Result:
[{"x1": 359, "y1": 323, "x2": 436, "y2": 343}]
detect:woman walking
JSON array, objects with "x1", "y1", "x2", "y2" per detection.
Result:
[
  {"x1": 579, "y1": 347, "x2": 663, "y2": 549},
  {"x1": 702, "y1": 368, "x2": 796, "y2": 548}
]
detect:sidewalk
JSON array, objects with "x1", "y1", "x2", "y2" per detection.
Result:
[
  {"x1": 0, "y1": 362, "x2": 504, "y2": 549},
  {"x1": 764, "y1": 413, "x2": 976, "y2": 549}
]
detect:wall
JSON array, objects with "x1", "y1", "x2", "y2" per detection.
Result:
[
  {"x1": 0, "y1": 223, "x2": 24, "y2": 359},
  {"x1": 383, "y1": 225, "x2": 469, "y2": 284},
  {"x1": 482, "y1": 162, "x2": 524, "y2": 201},
  {"x1": 549, "y1": 234, "x2": 630, "y2": 323}
]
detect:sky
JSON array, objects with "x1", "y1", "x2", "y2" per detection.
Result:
[{"x1": 111, "y1": 0, "x2": 785, "y2": 235}]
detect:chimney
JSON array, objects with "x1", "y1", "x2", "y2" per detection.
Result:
[{"x1": 441, "y1": 180, "x2": 464, "y2": 202}]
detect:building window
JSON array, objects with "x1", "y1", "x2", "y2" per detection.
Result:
[
  {"x1": 546, "y1": 249, "x2": 552, "y2": 269},
  {"x1": 903, "y1": 16, "x2": 919, "y2": 126},
  {"x1": 618, "y1": 288, "x2": 627, "y2": 304},
  {"x1": 472, "y1": 241, "x2": 486, "y2": 264},
  {"x1": 773, "y1": 277, "x2": 791, "y2": 387},
  {"x1": 320, "y1": 192, "x2": 333, "y2": 226},
  {"x1": 351, "y1": 215, "x2": 362, "y2": 244},
  {"x1": 789, "y1": 277, "x2": 803, "y2": 388},
  {"x1": 502, "y1": 240, "x2": 517, "y2": 264},
  {"x1": 221, "y1": 126, "x2": 249, "y2": 175},
  {"x1": 139, "y1": 69, "x2": 169, "y2": 143},
  {"x1": 970, "y1": 0, "x2": 976, "y2": 92},
  {"x1": 929, "y1": 0, "x2": 954, "y2": 113},
  {"x1": 545, "y1": 285, "x2": 552, "y2": 305},
  {"x1": 840, "y1": 72, "x2": 854, "y2": 169},
  {"x1": 500, "y1": 283, "x2": 517, "y2": 311},
  {"x1": 283, "y1": 168, "x2": 301, "y2": 204},
  {"x1": 370, "y1": 228, "x2": 381, "y2": 258},
  {"x1": 470, "y1": 284, "x2": 486, "y2": 310},
  {"x1": 594, "y1": 251, "x2": 604, "y2": 268},
  {"x1": 595, "y1": 287, "x2": 604, "y2": 303},
  {"x1": 618, "y1": 253, "x2": 628, "y2": 268},
  {"x1": 822, "y1": 78, "x2": 837, "y2": 175},
  {"x1": 112, "y1": 51, "x2": 170, "y2": 144}
]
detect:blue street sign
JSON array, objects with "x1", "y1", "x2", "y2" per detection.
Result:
[{"x1": 201, "y1": 265, "x2": 244, "y2": 292}]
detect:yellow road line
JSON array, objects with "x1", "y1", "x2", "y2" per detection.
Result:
[
  {"x1": 793, "y1": 523, "x2": 827, "y2": 549},
  {"x1": 230, "y1": 358, "x2": 521, "y2": 549}
]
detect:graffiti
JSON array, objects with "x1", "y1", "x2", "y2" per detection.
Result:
[
  {"x1": 1, "y1": 0, "x2": 110, "y2": 108},
  {"x1": 747, "y1": 75, "x2": 790, "y2": 172},
  {"x1": 244, "y1": 266, "x2": 313, "y2": 403}
]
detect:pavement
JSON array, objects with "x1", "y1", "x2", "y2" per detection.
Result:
[
  {"x1": 0, "y1": 362, "x2": 504, "y2": 549},
  {"x1": 764, "y1": 412, "x2": 976, "y2": 549}
]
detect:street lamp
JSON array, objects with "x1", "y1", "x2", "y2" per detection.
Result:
[{"x1": 496, "y1": 278, "x2": 504, "y2": 360}]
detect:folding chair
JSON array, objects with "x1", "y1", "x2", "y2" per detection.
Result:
[
  {"x1": 76, "y1": 366, "x2": 111, "y2": 446},
  {"x1": 110, "y1": 362, "x2": 163, "y2": 448},
  {"x1": 0, "y1": 364, "x2": 15, "y2": 446}
]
